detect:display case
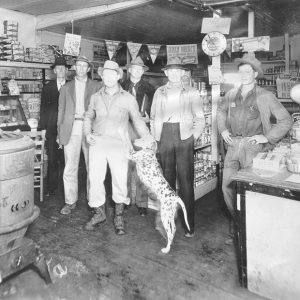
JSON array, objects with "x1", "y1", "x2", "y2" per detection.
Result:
[{"x1": 0, "y1": 95, "x2": 30, "y2": 131}]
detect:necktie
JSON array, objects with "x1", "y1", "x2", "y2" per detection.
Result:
[{"x1": 129, "y1": 82, "x2": 136, "y2": 97}]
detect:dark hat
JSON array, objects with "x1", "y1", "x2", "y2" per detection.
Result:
[
  {"x1": 126, "y1": 56, "x2": 149, "y2": 72},
  {"x1": 234, "y1": 53, "x2": 263, "y2": 77},
  {"x1": 162, "y1": 57, "x2": 188, "y2": 71},
  {"x1": 75, "y1": 55, "x2": 91, "y2": 66},
  {"x1": 51, "y1": 56, "x2": 69, "y2": 69},
  {"x1": 98, "y1": 60, "x2": 123, "y2": 78}
]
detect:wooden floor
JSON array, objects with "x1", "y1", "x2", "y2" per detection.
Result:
[{"x1": 0, "y1": 174, "x2": 265, "y2": 300}]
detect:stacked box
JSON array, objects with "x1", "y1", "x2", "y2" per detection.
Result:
[
  {"x1": 0, "y1": 35, "x2": 13, "y2": 60},
  {"x1": 3, "y1": 20, "x2": 18, "y2": 41},
  {"x1": 25, "y1": 45, "x2": 56, "y2": 63}
]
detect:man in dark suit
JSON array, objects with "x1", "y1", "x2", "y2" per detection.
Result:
[
  {"x1": 122, "y1": 56, "x2": 155, "y2": 216},
  {"x1": 39, "y1": 56, "x2": 69, "y2": 196},
  {"x1": 57, "y1": 55, "x2": 102, "y2": 215}
]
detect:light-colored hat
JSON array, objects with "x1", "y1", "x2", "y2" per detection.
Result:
[
  {"x1": 234, "y1": 53, "x2": 263, "y2": 77},
  {"x1": 126, "y1": 56, "x2": 149, "y2": 72},
  {"x1": 162, "y1": 56, "x2": 187, "y2": 71},
  {"x1": 75, "y1": 55, "x2": 91, "y2": 66},
  {"x1": 98, "y1": 60, "x2": 123, "y2": 78}
]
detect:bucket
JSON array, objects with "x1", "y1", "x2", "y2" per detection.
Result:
[{"x1": 0, "y1": 133, "x2": 39, "y2": 254}]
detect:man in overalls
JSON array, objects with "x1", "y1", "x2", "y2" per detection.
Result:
[{"x1": 217, "y1": 53, "x2": 292, "y2": 241}]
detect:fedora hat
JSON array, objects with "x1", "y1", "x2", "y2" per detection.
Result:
[
  {"x1": 51, "y1": 56, "x2": 69, "y2": 69},
  {"x1": 98, "y1": 60, "x2": 123, "y2": 78},
  {"x1": 235, "y1": 53, "x2": 263, "y2": 77},
  {"x1": 162, "y1": 57, "x2": 187, "y2": 71},
  {"x1": 75, "y1": 55, "x2": 91, "y2": 66},
  {"x1": 126, "y1": 56, "x2": 149, "y2": 72}
]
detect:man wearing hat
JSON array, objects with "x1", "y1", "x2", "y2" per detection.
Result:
[
  {"x1": 150, "y1": 57, "x2": 205, "y2": 238},
  {"x1": 57, "y1": 55, "x2": 102, "y2": 215},
  {"x1": 39, "y1": 56, "x2": 69, "y2": 197},
  {"x1": 83, "y1": 60, "x2": 154, "y2": 235},
  {"x1": 122, "y1": 56, "x2": 155, "y2": 216},
  {"x1": 217, "y1": 52, "x2": 292, "y2": 241}
]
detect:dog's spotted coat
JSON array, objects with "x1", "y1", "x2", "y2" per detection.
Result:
[{"x1": 129, "y1": 147, "x2": 190, "y2": 254}]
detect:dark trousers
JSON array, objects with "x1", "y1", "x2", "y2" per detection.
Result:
[
  {"x1": 158, "y1": 123, "x2": 195, "y2": 233},
  {"x1": 46, "y1": 136, "x2": 64, "y2": 192}
]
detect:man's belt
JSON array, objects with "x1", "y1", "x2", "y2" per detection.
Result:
[{"x1": 74, "y1": 117, "x2": 84, "y2": 121}]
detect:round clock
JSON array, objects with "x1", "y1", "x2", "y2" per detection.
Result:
[{"x1": 202, "y1": 31, "x2": 227, "y2": 57}]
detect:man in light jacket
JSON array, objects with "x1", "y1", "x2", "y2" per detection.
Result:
[
  {"x1": 83, "y1": 60, "x2": 154, "y2": 235},
  {"x1": 150, "y1": 57, "x2": 205, "y2": 238}
]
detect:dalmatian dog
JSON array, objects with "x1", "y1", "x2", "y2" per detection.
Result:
[{"x1": 128, "y1": 136, "x2": 190, "y2": 254}]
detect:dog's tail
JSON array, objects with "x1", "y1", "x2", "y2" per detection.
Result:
[{"x1": 176, "y1": 197, "x2": 190, "y2": 232}]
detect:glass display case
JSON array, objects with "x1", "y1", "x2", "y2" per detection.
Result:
[{"x1": 0, "y1": 95, "x2": 30, "y2": 131}]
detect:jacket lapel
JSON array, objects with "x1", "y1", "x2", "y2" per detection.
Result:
[{"x1": 69, "y1": 80, "x2": 76, "y2": 105}]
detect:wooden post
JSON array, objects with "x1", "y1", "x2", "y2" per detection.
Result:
[
  {"x1": 285, "y1": 33, "x2": 289, "y2": 73},
  {"x1": 211, "y1": 10, "x2": 221, "y2": 164}
]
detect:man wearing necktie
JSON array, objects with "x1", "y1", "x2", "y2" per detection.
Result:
[
  {"x1": 122, "y1": 56, "x2": 155, "y2": 216},
  {"x1": 39, "y1": 56, "x2": 69, "y2": 196}
]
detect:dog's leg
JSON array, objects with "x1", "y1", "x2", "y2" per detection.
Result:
[{"x1": 160, "y1": 209, "x2": 176, "y2": 254}]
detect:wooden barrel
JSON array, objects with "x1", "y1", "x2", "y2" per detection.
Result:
[{"x1": 0, "y1": 133, "x2": 39, "y2": 254}]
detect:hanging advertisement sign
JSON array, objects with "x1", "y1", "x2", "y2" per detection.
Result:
[
  {"x1": 105, "y1": 40, "x2": 120, "y2": 60},
  {"x1": 93, "y1": 41, "x2": 109, "y2": 62},
  {"x1": 147, "y1": 44, "x2": 161, "y2": 64},
  {"x1": 167, "y1": 44, "x2": 198, "y2": 64},
  {"x1": 232, "y1": 36, "x2": 270, "y2": 52},
  {"x1": 127, "y1": 42, "x2": 142, "y2": 60},
  {"x1": 201, "y1": 18, "x2": 231, "y2": 34},
  {"x1": 63, "y1": 33, "x2": 81, "y2": 56}
]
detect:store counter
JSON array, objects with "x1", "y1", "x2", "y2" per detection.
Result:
[{"x1": 232, "y1": 168, "x2": 300, "y2": 300}]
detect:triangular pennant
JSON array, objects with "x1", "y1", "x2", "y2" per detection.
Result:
[
  {"x1": 127, "y1": 42, "x2": 142, "y2": 60},
  {"x1": 226, "y1": 39, "x2": 232, "y2": 58},
  {"x1": 147, "y1": 44, "x2": 161, "y2": 64},
  {"x1": 105, "y1": 40, "x2": 120, "y2": 60}
]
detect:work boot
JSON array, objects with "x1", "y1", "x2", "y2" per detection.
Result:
[
  {"x1": 60, "y1": 203, "x2": 76, "y2": 215},
  {"x1": 114, "y1": 203, "x2": 125, "y2": 235},
  {"x1": 84, "y1": 206, "x2": 106, "y2": 230}
]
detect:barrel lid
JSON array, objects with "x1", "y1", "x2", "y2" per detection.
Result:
[{"x1": 0, "y1": 132, "x2": 35, "y2": 154}]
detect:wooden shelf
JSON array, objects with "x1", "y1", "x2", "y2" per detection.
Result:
[
  {"x1": 261, "y1": 60, "x2": 285, "y2": 64},
  {"x1": 1, "y1": 78, "x2": 42, "y2": 81},
  {"x1": 194, "y1": 177, "x2": 218, "y2": 200},
  {"x1": 0, "y1": 61, "x2": 51, "y2": 69}
]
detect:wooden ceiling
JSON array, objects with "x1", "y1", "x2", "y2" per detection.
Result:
[{"x1": 0, "y1": 0, "x2": 299, "y2": 44}]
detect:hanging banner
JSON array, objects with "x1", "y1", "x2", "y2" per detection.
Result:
[
  {"x1": 167, "y1": 44, "x2": 198, "y2": 64},
  {"x1": 232, "y1": 36, "x2": 270, "y2": 52},
  {"x1": 105, "y1": 40, "x2": 120, "y2": 60},
  {"x1": 63, "y1": 33, "x2": 81, "y2": 56},
  {"x1": 147, "y1": 44, "x2": 161, "y2": 64},
  {"x1": 127, "y1": 42, "x2": 142, "y2": 60},
  {"x1": 201, "y1": 18, "x2": 231, "y2": 34},
  {"x1": 93, "y1": 41, "x2": 109, "y2": 62}
]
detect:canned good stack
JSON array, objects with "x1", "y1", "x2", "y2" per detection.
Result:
[
  {"x1": 194, "y1": 149, "x2": 217, "y2": 187},
  {"x1": 194, "y1": 115, "x2": 212, "y2": 148}
]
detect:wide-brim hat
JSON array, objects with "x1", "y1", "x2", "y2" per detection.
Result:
[
  {"x1": 51, "y1": 56, "x2": 70, "y2": 69},
  {"x1": 74, "y1": 55, "x2": 91, "y2": 67},
  {"x1": 234, "y1": 53, "x2": 263, "y2": 77},
  {"x1": 98, "y1": 60, "x2": 123, "y2": 78},
  {"x1": 126, "y1": 56, "x2": 149, "y2": 72},
  {"x1": 162, "y1": 56, "x2": 188, "y2": 71}
]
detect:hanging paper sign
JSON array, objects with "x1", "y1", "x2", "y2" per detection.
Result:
[
  {"x1": 63, "y1": 33, "x2": 81, "y2": 56},
  {"x1": 105, "y1": 40, "x2": 120, "y2": 60},
  {"x1": 232, "y1": 36, "x2": 270, "y2": 52},
  {"x1": 208, "y1": 65, "x2": 223, "y2": 85},
  {"x1": 167, "y1": 44, "x2": 198, "y2": 64},
  {"x1": 127, "y1": 42, "x2": 142, "y2": 60},
  {"x1": 147, "y1": 44, "x2": 161, "y2": 64},
  {"x1": 201, "y1": 18, "x2": 231, "y2": 34},
  {"x1": 93, "y1": 41, "x2": 109, "y2": 62}
]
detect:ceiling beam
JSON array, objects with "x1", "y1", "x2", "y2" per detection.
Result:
[{"x1": 36, "y1": 0, "x2": 154, "y2": 30}]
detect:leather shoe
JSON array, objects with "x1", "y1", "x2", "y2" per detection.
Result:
[
  {"x1": 138, "y1": 207, "x2": 147, "y2": 216},
  {"x1": 60, "y1": 203, "x2": 76, "y2": 215}
]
